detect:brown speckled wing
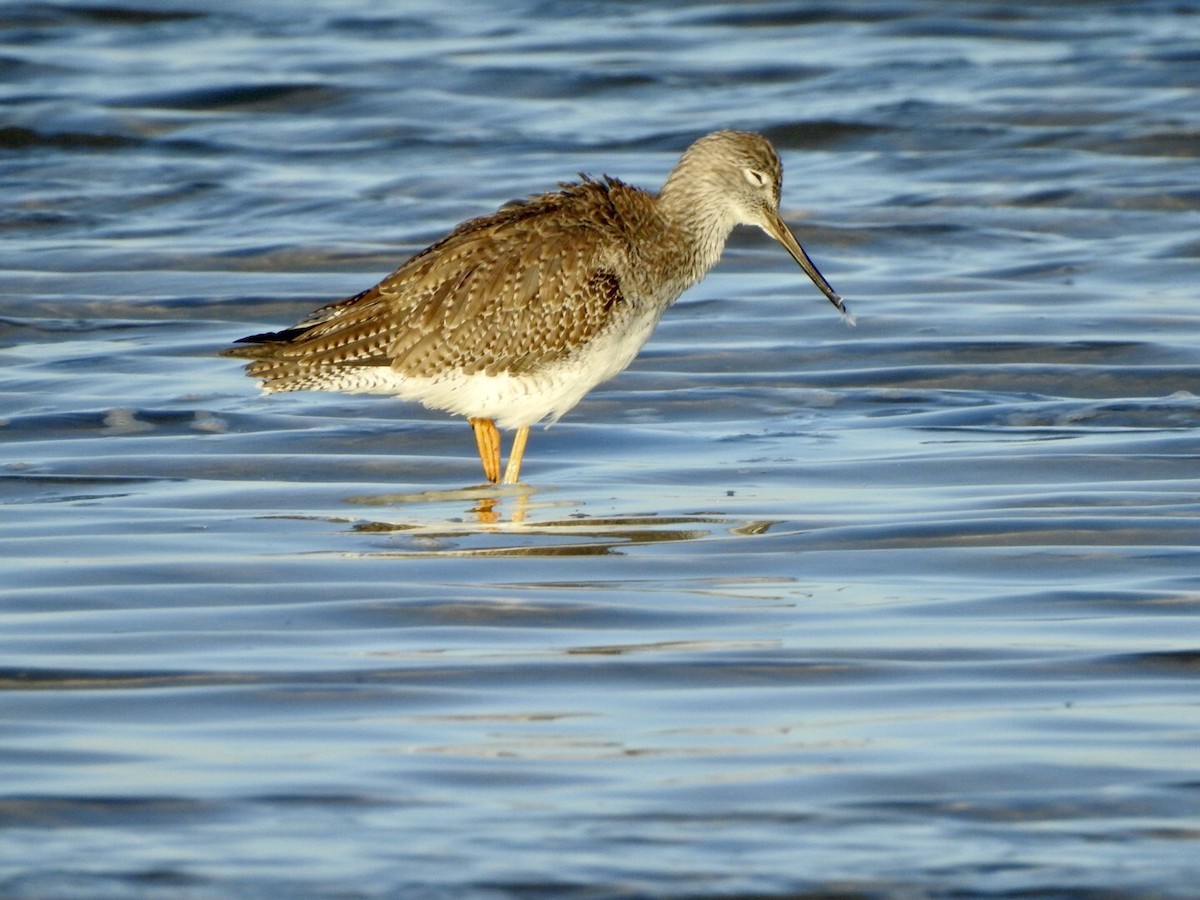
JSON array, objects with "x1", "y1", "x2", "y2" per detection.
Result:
[{"x1": 229, "y1": 179, "x2": 646, "y2": 388}]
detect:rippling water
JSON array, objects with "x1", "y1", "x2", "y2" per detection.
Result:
[{"x1": 3, "y1": 2, "x2": 1200, "y2": 897}]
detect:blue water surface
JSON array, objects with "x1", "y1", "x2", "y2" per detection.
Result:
[{"x1": 2, "y1": 2, "x2": 1200, "y2": 897}]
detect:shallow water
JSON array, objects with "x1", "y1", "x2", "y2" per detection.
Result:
[{"x1": 3, "y1": 1, "x2": 1200, "y2": 897}]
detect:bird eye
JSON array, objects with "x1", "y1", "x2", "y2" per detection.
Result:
[{"x1": 743, "y1": 168, "x2": 769, "y2": 188}]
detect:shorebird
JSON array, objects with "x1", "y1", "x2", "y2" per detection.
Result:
[{"x1": 225, "y1": 130, "x2": 851, "y2": 484}]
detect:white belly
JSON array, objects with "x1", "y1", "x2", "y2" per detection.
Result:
[{"x1": 285, "y1": 306, "x2": 664, "y2": 430}]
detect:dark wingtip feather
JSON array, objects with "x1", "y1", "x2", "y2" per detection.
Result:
[
  {"x1": 220, "y1": 325, "x2": 311, "y2": 359},
  {"x1": 237, "y1": 325, "x2": 311, "y2": 344}
]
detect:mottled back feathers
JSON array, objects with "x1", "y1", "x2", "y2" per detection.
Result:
[{"x1": 226, "y1": 176, "x2": 660, "y2": 389}]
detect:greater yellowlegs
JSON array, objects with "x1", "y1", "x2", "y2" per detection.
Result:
[{"x1": 225, "y1": 130, "x2": 851, "y2": 484}]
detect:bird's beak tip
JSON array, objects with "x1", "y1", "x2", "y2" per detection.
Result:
[
  {"x1": 765, "y1": 211, "x2": 854, "y2": 325},
  {"x1": 827, "y1": 292, "x2": 855, "y2": 326}
]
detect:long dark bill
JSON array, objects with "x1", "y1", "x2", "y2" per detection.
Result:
[{"x1": 764, "y1": 210, "x2": 854, "y2": 325}]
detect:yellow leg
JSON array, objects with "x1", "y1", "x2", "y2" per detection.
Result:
[
  {"x1": 502, "y1": 426, "x2": 530, "y2": 484},
  {"x1": 469, "y1": 417, "x2": 501, "y2": 484}
]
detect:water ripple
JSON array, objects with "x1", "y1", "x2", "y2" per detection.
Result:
[{"x1": 4, "y1": 2, "x2": 1200, "y2": 897}]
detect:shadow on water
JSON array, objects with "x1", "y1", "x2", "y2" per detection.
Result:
[{"x1": 280, "y1": 485, "x2": 784, "y2": 556}]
